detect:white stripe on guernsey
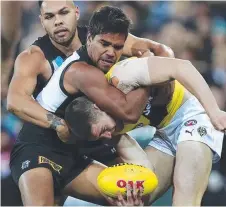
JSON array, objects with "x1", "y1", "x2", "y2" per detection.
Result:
[
  {"x1": 36, "y1": 84, "x2": 67, "y2": 112},
  {"x1": 36, "y1": 51, "x2": 80, "y2": 112},
  {"x1": 63, "y1": 51, "x2": 80, "y2": 66},
  {"x1": 52, "y1": 60, "x2": 59, "y2": 71}
]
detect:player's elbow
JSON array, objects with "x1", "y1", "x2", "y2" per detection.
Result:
[
  {"x1": 159, "y1": 44, "x2": 175, "y2": 58},
  {"x1": 6, "y1": 94, "x2": 21, "y2": 114},
  {"x1": 124, "y1": 112, "x2": 140, "y2": 123},
  {"x1": 113, "y1": 105, "x2": 139, "y2": 123},
  {"x1": 6, "y1": 101, "x2": 18, "y2": 114}
]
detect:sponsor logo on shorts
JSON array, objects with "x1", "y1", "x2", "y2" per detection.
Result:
[
  {"x1": 185, "y1": 129, "x2": 194, "y2": 136},
  {"x1": 197, "y1": 126, "x2": 207, "y2": 137},
  {"x1": 21, "y1": 160, "x2": 30, "y2": 170},
  {"x1": 38, "y1": 156, "x2": 62, "y2": 174},
  {"x1": 184, "y1": 119, "x2": 197, "y2": 126}
]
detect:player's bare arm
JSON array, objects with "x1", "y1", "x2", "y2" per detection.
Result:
[
  {"x1": 146, "y1": 57, "x2": 226, "y2": 131},
  {"x1": 115, "y1": 134, "x2": 154, "y2": 171},
  {"x1": 123, "y1": 34, "x2": 174, "y2": 58},
  {"x1": 64, "y1": 62, "x2": 150, "y2": 123},
  {"x1": 7, "y1": 46, "x2": 69, "y2": 141},
  {"x1": 111, "y1": 56, "x2": 226, "y2": 131}
]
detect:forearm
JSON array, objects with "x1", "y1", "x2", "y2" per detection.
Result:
[
  {"x1": 123, "y1": 87, "x2": 149, "y2": 123},
  {"x1": 74, "y1": 62, "x2": 149, "y2": 123},
  {"x1": 124, "y1": 34, "x2": 174, "y2": 58},
  {"x1": 7, "y1": 94, "x2": 66, "y2": 129},
  {"x1": 98, "y1": 87, "x2": 149, "y2": 123},
  {"x1": 147, "y1": 57, "x2": 220, "y2": 114},
  {"x1": 144, "y1": 39, "x2": 175, "y2": 57},
  {"x1": 175, "y1": 61, "x2": 220, "y2": 115},
  {"x1": 116, "y1": 134, "x2": 154, "y2": 170}
]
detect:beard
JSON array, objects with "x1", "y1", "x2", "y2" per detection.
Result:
[{"x1": 48, "y1": 27, "x2": 76, "y2": 47}]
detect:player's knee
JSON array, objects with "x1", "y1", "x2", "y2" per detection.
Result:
[
  {"x1": 173, "y1": 175, "x2": 194, "y2": 196},
  {"x1": 26, "y1": 199, "x2": 54, "y2": 206},
  {"x1": 177, "y1": 141, "x2": 213, "y2": 171}
]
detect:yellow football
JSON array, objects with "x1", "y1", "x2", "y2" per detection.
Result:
[{"x1": 97, "y1": 163, "x2": 158, "y2": 198}]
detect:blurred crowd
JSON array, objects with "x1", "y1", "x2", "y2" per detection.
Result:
[{"x1": 1, "y1": 1, "x2": 226, "y2": 206}]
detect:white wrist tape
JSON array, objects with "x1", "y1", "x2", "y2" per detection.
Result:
[{"x1": 110, "y1": 57, "x2": 151, "y2": 94}]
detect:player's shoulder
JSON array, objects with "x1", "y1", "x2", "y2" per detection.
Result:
[
  {"x1": 32, "y1": 34, "x2": 50, "y2": 47},
  {"x1": 14, "y1": 45, "x2": 48, "y2": 75},
  {"x1": 69, "y1": 60, "x2": 90, "y2": 72},
  {"x1": 18, "y1": 45, "x2": 45, "y2": 60}
]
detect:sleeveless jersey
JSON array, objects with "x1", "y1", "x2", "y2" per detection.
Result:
[
  {"x1": 32, "y1": 26, "x2": 88, "y2": 98},
  {"x1": 36, "y1": 46, "x2": 92, "y2": 118}
]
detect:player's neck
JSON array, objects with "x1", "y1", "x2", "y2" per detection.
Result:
[{"x1": 50, "y1": 30, "x2": 82, "y2": 56}]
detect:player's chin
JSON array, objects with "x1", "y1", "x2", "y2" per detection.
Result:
[
  {"x1": 98, "y1": 61, "x2": 114, "y2": 73},
  {"x1": 54, "y1": 35, "x2": 71, "y2": 44}
]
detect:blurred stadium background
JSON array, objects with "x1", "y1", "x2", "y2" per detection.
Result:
[{"x1": 1, "y1": 1, "x2": 226, "y2": 206}]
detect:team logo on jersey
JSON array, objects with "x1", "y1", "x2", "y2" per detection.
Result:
[
  {"x1": 184, "y1": 119, "x2": 197, "y2": 126},
  {"x1": 38, "y1": 156, "x2": 62, "y2": 174},
  {"x1": 52, "y1": 56, "x2": 64, "y2": 70},
  {"x1": 197, "y1": 126, "x2": 207, "y2": 137},
  {"x1": 21, "y1": 160, "x2": 30, "y2": 170}
]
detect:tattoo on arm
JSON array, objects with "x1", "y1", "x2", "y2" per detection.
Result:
[{"x1": 46, "y1": 113, "x2": 64, "y2": 130}]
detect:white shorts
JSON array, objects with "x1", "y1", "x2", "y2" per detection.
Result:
[
  {"x1": 127, "y1": 125, "x2": 156, "y2": 149},
  {"x1": 148, "y1": 96, "x2": 224, "y2": 163}
]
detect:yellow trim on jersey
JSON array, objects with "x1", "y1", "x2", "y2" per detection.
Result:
[
  {"x1": 117, "y1": 81, "x2": 185, "y2": 134},
  {"x1": 105, "y1": 67, "x2": 113, "y2": 81},
  {"x1": 118, "y1": 115, "x2": 150, "y2": 134},
  {"x1": 158, "y1": 81, "x2": 184, "y2": 128}
]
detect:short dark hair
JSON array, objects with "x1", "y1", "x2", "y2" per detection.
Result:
[
  {"x1": 65, "y1": 96, "x2": 98, "y2": 140},
  {"x1": 38, "y1": 0, "x2": 43, "y2": 8},
  {"x1": 88, "y1": 6, "x2": 131, "y2": 39}
]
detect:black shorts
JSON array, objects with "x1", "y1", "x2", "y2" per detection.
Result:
[
  {"x1": 220, "y1": 134, "x2": 226, "y2": 175},
  {"x1": 10, "y1": 142, "x2": 93, "y2": 195},
  {"x1": 10, "y1": 123, "x2": 93, "y2": 196}
]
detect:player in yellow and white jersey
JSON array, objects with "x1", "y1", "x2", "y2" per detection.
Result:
[{"x1": 66, "y1": 56, "x2": 226, "y2": 206}]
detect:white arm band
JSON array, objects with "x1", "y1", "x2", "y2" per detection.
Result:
[{"x1": 110, "y1": 57, "x2": 151, "y2": 94}]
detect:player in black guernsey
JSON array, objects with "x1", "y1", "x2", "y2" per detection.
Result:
[
  {"x1": 7, "y1": 0, "x2": 173, "y2": 167},
  {"x1": 7, "y1": 0, "x2": 174, "y2": 142},
  {"x1": 8, "y1": 6, "x2": 158, "y2": 206}
]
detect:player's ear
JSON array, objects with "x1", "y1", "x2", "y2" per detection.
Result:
[
  {"x1": 75, "y1": 6, "x2": 80, "y2": 20},
  {"x1": 86, "y1": 33, "x2": 93, "y2": 46}
]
